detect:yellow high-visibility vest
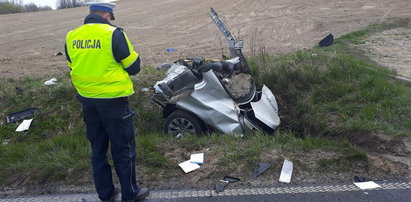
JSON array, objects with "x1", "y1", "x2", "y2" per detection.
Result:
[{"x1": 66, "y1": 23, "x2": 138, "y2": 98}]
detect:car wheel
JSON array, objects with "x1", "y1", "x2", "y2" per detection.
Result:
[{"x1": 164, "y1": 110, "x2": 205, "y2": 137}]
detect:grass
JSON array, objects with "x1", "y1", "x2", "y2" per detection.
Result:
[
  {"x1": 248, "y1": 20, "x2": 411, "y2": 137},
  {"x1": 0, "y1": 20, "x2": 410, "y2": 188}
]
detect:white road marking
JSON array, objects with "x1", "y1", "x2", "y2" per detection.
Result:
[{"x1": 1, "y1": 182, "x2": 410, "y2": 201}]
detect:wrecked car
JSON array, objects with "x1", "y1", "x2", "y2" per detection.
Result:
[{"x1": 150, "y1": 8, "x2": 280, "y2": 136}]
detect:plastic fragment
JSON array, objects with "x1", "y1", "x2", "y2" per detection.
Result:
[
  {"x1": 44, "y1": 78, "x2": 57, "y2": 85},
  {"x1": 190, "y1": 153, "x2": 204, "y2": 165},
  {"x1": 223, "y1": 176, "x2": 240, "y2": 183},
  {"x1": 178, "y1": 160, "x2": 200, "y2": 173},
  {"x1": 354, "y1": 175, "x2": 370, "y2": 182},
  {"x1": 354, "y1": 181, "x2": 381, "y2": 190},
  {"x1": 6, "y1": 108, "x2": 39, "y2": 124},
  {"x1": 279, "y1": 159, "x2": 293, "y2": 183},
  {"x1": 252, "y1": 162, "x2": 271, "y2": 178},
  {"x1": 16, "y1": 119, "x2": 33, "y2": 132},
  {"x1": 214, "y1": 183, "x2": 227, "y2": 193},
  {"x1": 318, "y1": 33, "x2": 334, "y2": 47}
]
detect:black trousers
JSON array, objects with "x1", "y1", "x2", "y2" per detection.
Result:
[{"x1": 78, "y1": 95, "x2": 139, "y2": 201}]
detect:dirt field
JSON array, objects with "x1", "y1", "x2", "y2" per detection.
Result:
[
  {"x1": 360, "y1": 27, "x2": 411, "y2": 78},
  {"x1": 0, "y1": 0, "x2": 410, "y2": 79}
]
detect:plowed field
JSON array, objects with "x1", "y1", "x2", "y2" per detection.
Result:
[{"x1": 0, "y1": 0, "x2": 410, "y2": 79}]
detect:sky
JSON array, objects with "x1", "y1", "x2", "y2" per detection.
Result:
[
  {"x1": 19, "y1": 0, "x2": 117, "y2": 10},
  {"x1": 22, "y1": 0, "x2": 58, "y2": 9}
]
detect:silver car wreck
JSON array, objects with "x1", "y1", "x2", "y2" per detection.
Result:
[{"x1": 150, "y1": 8, "x2": 280, "y2": 136}]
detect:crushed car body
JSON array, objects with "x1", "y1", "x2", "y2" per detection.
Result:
[{"x1": 150, "y1": 8, "x2": 280, "y2": 136}]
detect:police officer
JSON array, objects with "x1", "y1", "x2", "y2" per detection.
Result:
[{"x1": 65, "y1": 2, "x2": 149, "y2": 202}]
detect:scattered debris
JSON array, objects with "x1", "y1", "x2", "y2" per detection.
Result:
[
  {"x1": 354, "y1": 175, "x2": 370, "y2": 182},
  {"x1": 354, "y1": 181, "x2": 381, "y2": 190},
  {"x1": 353, "y1": 175, "x2": 380, "y2": 190},
  {"x1": 318, "y1": 33, "x2": 334, "y2": 47},
  {"x1": 362, "y1": 66, "x2": 411, "y2": 84},
  {"x1": 175, "y1": 133, "x2": 182, "y2": 139},
  {"x1": 141, "y1": 88, "x2": 150, "y2": 92},
  {"x1": 222, "y1": 176, "x2": 240, "y2": 183},
  {"x1": 15, "y1": 119, "x2": 33, "y2": 132},
  {"x1": 44, "y1": 78, "x2": 57, "y2": 85},
  {"x1": 388, "y1": 74, "x2": 411, "y2": 84},
  {"x1": 55, "y1": 52, "x2": 63, "y2": 56},
  {"x1": 178, "y1": 160, "x2": 200, "y2": 173},
  {"x1": 189, "y1": 153, "x2": 204, "y2": 165},
  {"x1": 2, "y1": 139, "x2": 10, "y2": 145},
  {"x1": 15, "y1": 87, "x2": 23, "y2": 95},
  {"x1": 214, "y1": 183, "x2": 227, "y2": 193},
  {"x1": 6, "y1": 108, "x2": 39, "y2": 124},
  {"x1": 214, "y1": 176, "x2": 240, "y2": 193},
  {"x1": 157, "y1": 63, "x2": 172, "y2": 70},
  {"x1": 178, "y1": 152, "x2": 205, "y2": 173},
  {"x1": 279, "y1": 159, "x2": 293, "y2": 183},
  {"x1": 178, "y1": 152, "x2": 204, "y2": 173},
  {"x1": 166, "y1": 48, "x2": 176, "y2": 52},
  {"x1": 252, "y1": 162, "x2": 271, "y2": 178}
]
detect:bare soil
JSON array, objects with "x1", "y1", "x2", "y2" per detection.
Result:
[
  {"x1": 360, "y1": 27, "x2": 411, "y2": 78},
  {"x1": 0, "y1": 0, "x2": 410, "y2": 197}
]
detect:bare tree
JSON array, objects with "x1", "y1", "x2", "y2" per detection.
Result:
[
  {"x1": 1, "y1": 0, "x2": 51, "y2": 14},
  {"x1": 24, "y1": 3, "x2": 38, "y2": 12},
  {"x1": 38, "y1": 5, "x2": 52, "y2": 11},
  {"x1": 57, "y1": 0, "x2": 87, "y2": 9}
]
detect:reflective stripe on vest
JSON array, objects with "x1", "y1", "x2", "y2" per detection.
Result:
[{"x1": 66, "y1": 24, "x2": 134, "y2": 98}]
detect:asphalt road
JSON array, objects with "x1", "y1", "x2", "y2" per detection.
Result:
[
  {"x1": 1, "y1": 181, "x2": 410, "y2": 202},
  {"x1": 157, "y1": 189, "x2": 411, "y2": 202}
]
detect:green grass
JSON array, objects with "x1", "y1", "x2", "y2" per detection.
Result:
[
  {"x1": 248, "y1": 20, "x2": 411, "y2": 137},
  {"x1": 0, "y1": 21, "x2": 410, "y2": 187}
]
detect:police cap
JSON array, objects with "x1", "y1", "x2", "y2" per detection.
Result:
[{"x1": 87, "y1": 2, "x2": 116, "y2": 20}]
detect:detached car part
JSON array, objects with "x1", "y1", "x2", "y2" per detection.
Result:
[
  {"x1": 252, "y1": 162, "x2": 272, "y2": 178},
  {"x1": 6, "y1": 108, "x2": 39, "y2": 124}
]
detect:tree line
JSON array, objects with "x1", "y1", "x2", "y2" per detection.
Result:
[
  {"x1": 0, "y1": 0, "x2": 51, "y2": 14},
  {"x1": 0, "y1": 0, "x2": 93, "y2": 14},
  {"x1": 57, "y1": 0, "x2": 91, "y2": 9}
]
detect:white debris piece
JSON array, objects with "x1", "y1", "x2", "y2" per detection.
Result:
[
  {"x1": 2, "y1": 139, "x2": 9, "y2": 145},
  {"x1": 175, "y1": 133, "x2": 182, "y2": 139},
  {"x1": 141, "y1": 88, "x2": 150, "y2": 92},
  {"x1": 190, "y1": 153, "x2": 204, "y2": 165},
  {"x1": 354, "y1": 181, "x2": 381, "y2": 190},
  {"x1": 225, "y1": 56, "x2": 240, "y2": 64},
  {"x1": 44, "y1": 78, "x2": 57, "y2": 85},
  {"x1": 178, "y1": 160, "x2": 200, "y2": 173},
  {"x1": 16, "y1": 119, "x2": 33, "y2": 132},
  {"x1": 279, "y1": 159, "x2": 293, "y2": 183}
]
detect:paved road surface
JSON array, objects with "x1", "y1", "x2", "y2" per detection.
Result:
[{"x1": 1, "y1": 181, "x2": 410, "y2": 202}]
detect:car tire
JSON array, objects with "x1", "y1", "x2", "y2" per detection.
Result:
[{"x1": 163, "y1": 110, "x2": 205, "y2": 136}]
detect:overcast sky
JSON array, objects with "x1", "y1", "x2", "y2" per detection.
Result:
[
  {"x1": 20, "y1": 0, "x2": 117, "y2": 10},
  {"x1": 22, "y1": 0, "x2": 58, "y2": 9}
]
